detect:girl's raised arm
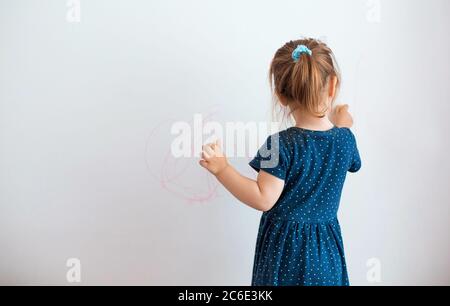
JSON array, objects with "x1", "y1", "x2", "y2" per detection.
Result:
[{"x1": 199, "y1": 142, "x2": 284, "y2": 212}]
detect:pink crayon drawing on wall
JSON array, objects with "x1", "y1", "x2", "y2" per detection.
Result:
[{"x1": 145, "y1": 110, "x2": 220, "y2": 204}]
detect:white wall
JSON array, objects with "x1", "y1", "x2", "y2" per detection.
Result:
[{"x1": 0, "y1": 0, "x2": 449, "y2": 285}]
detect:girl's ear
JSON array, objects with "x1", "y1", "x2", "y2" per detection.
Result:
[{"x1": 328, "y1": 76, "x2": 338, "y2": 99}]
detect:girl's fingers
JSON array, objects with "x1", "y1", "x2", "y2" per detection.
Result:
[
  {"x1": 202, "y1": 145, "x2": 211, "y2": 159},
  {"x1": 199, "y1": 160, "x2": 208, "y2": 168},
  {"x1": 202, "y1": 141, "x2": 224, "y2": 159},
  {"x1": 336, "y1": 104, "x2": 348, "y2": 109},
  {"x1": 336, "y1": 104, "x2": 349, "y2": 112},
  {"x1": 202, "y1": 144, "x2": 213, "y2": 151},
  {"x1": 204, "y1": 145, "x2": 215, "y2": 157},
  {"x1": 202, "y1": 151, "x2": 211, "y2": 160},
  {"x1": 214, "y1": 139, "x2": 222, "y2": 149}
]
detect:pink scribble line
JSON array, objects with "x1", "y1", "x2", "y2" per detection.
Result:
[{"x1": 145, "y1": 111, "x2": 220, "y2": 204}]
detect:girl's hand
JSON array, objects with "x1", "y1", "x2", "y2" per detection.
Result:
[
  {"x1": 330, "y1": 104, "x2": 354, "y2": 128},
  {"x1": 199, "y1": 140, "x2": 229, "y2": 176}
]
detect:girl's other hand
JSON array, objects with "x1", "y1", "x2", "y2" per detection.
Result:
[
  {"x1": 199, "y1": 140, "x2": 229, "y2": 176},
  {"x1": 331, "y1": 104, "x2": 354, "y2": 128}
]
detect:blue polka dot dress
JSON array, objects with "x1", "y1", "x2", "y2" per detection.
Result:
[{"x1": 249, "y1": 127, "x2": 361, "y2": 286}]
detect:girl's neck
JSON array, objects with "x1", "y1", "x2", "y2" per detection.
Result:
[{"x1": 292, "y1": 108, "x2": 334, "y2": 131}]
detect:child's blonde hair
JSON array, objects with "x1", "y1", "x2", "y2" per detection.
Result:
[{"x1": 269, "y1": 38, "x2": 341, "y2": 119}]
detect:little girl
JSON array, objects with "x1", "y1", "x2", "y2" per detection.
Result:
[{"x1": 199, "y1": 38, "x2": 361, "y2": 286}]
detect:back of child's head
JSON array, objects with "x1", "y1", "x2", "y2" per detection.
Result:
[{"x1": 269, "y1": 38, "x2": 341, "y2": 118}]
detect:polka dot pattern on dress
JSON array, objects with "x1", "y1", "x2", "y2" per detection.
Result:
[{"x1": 249, "y1": 126, "x2": 361, "y2": 286}]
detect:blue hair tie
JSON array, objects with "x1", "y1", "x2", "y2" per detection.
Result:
[{"x1": 292, "y1": 45, "x2": 312, "y2": 62}]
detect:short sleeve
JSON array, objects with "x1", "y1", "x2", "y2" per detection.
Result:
[
  {"x1": 249, "y1": 134, "x2": 288, "y2": 181},
  {"x1": 348, "y1": 130, "x2": 362, "y2": 173}
]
